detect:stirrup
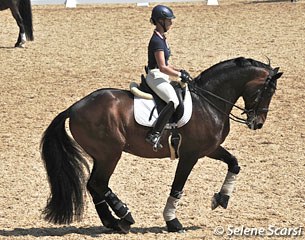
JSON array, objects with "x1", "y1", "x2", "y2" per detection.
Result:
[
  {"x1": 146, "y1": 132, "x2": 163, "y2": 151},
  {"x1": 153, "y1": 141, "x2": 163, "y2": 152}
]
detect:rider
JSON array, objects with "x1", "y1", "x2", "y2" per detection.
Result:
[{"x1": 145, "y1": 5, "x2": 192, "y2": 150}]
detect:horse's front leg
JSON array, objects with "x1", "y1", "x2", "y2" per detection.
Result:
[
  {"x1": 163, "y1": 155, "x2": 198, "y2": 232},
  {"x1": 208, "y1": 146, "x2": 240, "y2": 210}
]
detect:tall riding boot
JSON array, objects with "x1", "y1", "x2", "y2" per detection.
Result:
[{"x1": 146, "y1": 101, "x2": 175, "y2": 150}]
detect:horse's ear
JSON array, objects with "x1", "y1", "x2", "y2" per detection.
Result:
[
  {"x1": 273, "y1": 67, "x2": 280, "y2": 74},
  {"x1": 272, "y1": 72, "x2": 283, "y2": 80}
]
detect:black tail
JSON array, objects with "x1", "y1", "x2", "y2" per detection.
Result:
[
  {"x1": 40, "y1": 109, "x2": 89, "y2": 224},
  {"x1": 19, "y1": 0, "x2": 34, "y2": 41}
]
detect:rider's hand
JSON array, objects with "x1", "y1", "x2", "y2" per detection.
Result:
[{"x1": 180, "y1": 70, "x2": 192, "y2": 83}]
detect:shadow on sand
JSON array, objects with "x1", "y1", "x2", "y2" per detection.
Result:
[{"x1": 0, "y1": 225, "x2": 201, "y2": 237}]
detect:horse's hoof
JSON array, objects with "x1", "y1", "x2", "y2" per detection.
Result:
[
  {"x1": 211, "y1": 193, "x2": 219, "y2": 210},
  {"x1": 15, "y1": 43, "x2": 25, "y2": 48},
  {"x1": 102, "y1": 218, "x2": 121, "y2": 231},
  {"x1": 166, "y1": 218, "x2": 185, "y2": 233},
  {"x1": 211, "y1": 192, "x2": 230, "y2": 210},
  {"x1": 117, "y1": 218, "x2": 132, "y2": 234}
]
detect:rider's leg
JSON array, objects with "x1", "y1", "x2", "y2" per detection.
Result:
[
  {"x1": 146, "y1": 101, "x2": 175, "y2": 148},
  {"x1": 145, "y1": 70, "x2": 179, "y2": 149}
]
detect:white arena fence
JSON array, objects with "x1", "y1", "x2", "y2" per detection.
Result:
[{"x1": 31, "y1": 0, "x2": 206, "y2": 5}]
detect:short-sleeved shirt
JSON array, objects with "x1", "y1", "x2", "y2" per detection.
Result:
[{"x1": 147, "y1": 31, "x2": 171, "y2": 69}]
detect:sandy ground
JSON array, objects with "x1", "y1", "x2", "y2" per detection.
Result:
[{"x1": 0, "y1": 1, "x2": 304, "y2": 239}]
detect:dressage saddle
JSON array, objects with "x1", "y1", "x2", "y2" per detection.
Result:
[{"x1": 138, "y1": 74, "x2": 186, "y2": 124}]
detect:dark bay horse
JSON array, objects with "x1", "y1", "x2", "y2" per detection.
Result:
[
  {"x1": 0, "y1": 0, "x2": 33, "y2": 47},
  {"x1": 40, "y1": 57, "x2": 282, "y2": 233}
]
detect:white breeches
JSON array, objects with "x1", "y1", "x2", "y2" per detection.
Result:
[{"x1": 146, "y1": 69, "x2": 180, "y2": 109}]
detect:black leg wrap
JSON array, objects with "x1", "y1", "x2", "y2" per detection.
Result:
[
  {"x1": 104, "y1": 189, "x2": 135, "y2": 233},
  {"x1": 212, "y1": 192, "x2": 230, "y2": 210},
  {"x1": 229, "y1": 165, "x2": 241, "y2": 174},
  {"x1": 166, "y1": 218, "x2": 185, "y2": 233},
  {"x1": 104, "y1": 189, "x2": 135, "y2": 224},
  {"x1": 95, "y1": 201, "x2": 120, "y2": 230}
]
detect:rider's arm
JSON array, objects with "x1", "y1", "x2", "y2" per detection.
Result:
[{"x1": 154, "y1": 51, "x2": 181, "y2": 78}]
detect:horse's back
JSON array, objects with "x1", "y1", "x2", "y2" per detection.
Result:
[{"x1": 70, "y1": 88, "x2": 133, "y2": 123}]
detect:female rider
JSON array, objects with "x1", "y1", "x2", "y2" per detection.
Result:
[{"x1": 145, "y1": 5, "x2": 192, "y2": 150}]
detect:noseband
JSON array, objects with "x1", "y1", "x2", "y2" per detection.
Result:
[
  {"x1": 244, "y1": 75, "x2": 277, "y2": 116},
  {"x1": 190, "y1": 75, "x2": 277, "y2": 125}
]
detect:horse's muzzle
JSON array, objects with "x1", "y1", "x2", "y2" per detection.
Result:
[
  {"x1": 247, "y1": 121, "x2": 263, "y2": 130},
  {"x1": 246, "y1": 114, "x2": 264, "y2": 130}
]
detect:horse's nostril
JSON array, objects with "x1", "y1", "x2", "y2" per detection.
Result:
[{"x1": 257, "y1": 123, "x2": 263, "y2": 129}]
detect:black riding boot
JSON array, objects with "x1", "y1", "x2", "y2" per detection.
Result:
[{"x1": 146, "y1": 101, "x2": 175, "y2": 150}]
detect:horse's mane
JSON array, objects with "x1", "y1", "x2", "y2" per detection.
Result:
[{"x1": 193, "y1": 57, "x2": 273, "y2": 83}]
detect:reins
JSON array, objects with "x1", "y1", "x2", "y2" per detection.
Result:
[{"x1": 188, "y1": 84, "x2": 249, "y2": 125}]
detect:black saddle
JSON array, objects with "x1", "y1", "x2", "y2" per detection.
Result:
[{"x1": 138, "y1": 74, "x2": 186, "y2": 124}]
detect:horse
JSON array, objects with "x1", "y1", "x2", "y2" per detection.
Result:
[
  {"x1": 40, "y1": 57, "x2": 283, "y2": 233},
  {"x1": 0, "y1": 0, "x2": 33, "y2": 47}
]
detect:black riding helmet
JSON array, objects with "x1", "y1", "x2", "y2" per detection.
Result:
[{"x1": 150, "y1": 5, "x2": 175, "y2": 31}]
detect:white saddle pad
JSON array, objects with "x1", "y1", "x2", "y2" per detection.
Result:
[{"x1": 134, "y1": 86, "x2": 192, "y2": 128}]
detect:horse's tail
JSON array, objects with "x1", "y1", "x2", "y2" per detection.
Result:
[
  {"x1": 40, "y1": 108, "x2": 89, "y2": 224},
  {"x1": 19, "y1": 0, "x2": 34, "y2": 41}
]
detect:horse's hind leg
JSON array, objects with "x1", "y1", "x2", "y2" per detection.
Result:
[
  {"x1": 104, "y1": 188, "x2": 135, "y2": 233},
  {"x1": 10, "y1": 7, "x2": 26, "y2": 47},
  {"x1": 87, "y1": 156, "x2": 135, "y2": 233},
  {"x1": 208, "y1": 146, "x2": 241, "y2": 210},
  {"x1": 87, "y1": 164, "x2": 120, "y2": 231},
  {"x1": 69, "y1": 91, "x2": 135, "y2": 233}
]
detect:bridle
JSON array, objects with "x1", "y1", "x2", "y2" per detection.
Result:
[
  {"x1": 246, "y1": 76, "x2": 276, "y2": 115},
  {"x1": 188, "y1": 75, "x2": 277, "y2": 125}
]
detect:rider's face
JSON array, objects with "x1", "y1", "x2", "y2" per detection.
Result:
[
  {"x1": 157, "y1": 18, "x2": 173, "y2": 33},
  {"x1": 164, "y1": 19, "x2": 173, "y2": 31}
]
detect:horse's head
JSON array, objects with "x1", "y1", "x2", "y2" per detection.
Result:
[{"x1": 242, "y1": 67, "x2": 283, "y2": 130}]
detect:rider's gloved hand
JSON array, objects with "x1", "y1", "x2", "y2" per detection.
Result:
[{"x1": 180, "y1": 70, "x2": 192, "y2": 83}]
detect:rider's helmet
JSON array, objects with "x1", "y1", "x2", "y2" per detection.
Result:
[{"x1": 150, "y1": 5, "x2": 175, "y2": 25}]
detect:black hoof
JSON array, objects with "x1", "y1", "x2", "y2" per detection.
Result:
[
  {"x1": 166, "y1": 218, "x2": 185, "y2": 233},
  {"x1": 15, "y1": 43, "x2": 25, "y2": 48},
  {"x1": 117, "y1": 212, "x2": 135, "y2": 234},
  {"x1": 101, "y1": 217, "x2": 121, "y2": 231},
  {"x1": 95, "y1": 201, "x2": 121, "y2": 231},
  {"x1": 211, "y1": 192, "x2": 230, "y2": 210},
  {"x1": 117, "y1": 218, "x2": 132, "y2": 234}
]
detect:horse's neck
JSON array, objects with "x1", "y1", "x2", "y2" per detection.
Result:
[
  {"x1": 194, "y1": 76, "x2": 247, "y2": 115},
  {"x1": 220, "y1": 80, "x2": 245, "y2": 106}
]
